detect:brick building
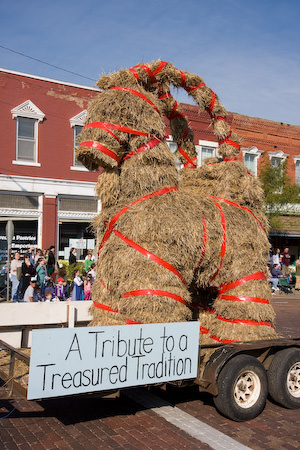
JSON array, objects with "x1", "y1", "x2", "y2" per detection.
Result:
[{"x1": 1, "y1": 68, "x2": 300, "y2": 262}]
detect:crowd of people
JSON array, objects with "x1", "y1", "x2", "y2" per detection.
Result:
[
  {"x1": 9, "y1": 246, "x2": 97, "y2": 303},
  {"x1": 267, "y1": 247, "x2": 300, "y2": 292}
]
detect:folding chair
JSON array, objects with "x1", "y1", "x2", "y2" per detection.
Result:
[{"x1": 278, "y1": 277, "x2": 293, "y2": 294}]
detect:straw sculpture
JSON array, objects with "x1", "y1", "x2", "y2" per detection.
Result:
[{"x1": 77, "y1": 60, "x2": 278, "y2": 344}]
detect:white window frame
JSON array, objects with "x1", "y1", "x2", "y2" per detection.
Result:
[
  {"x1": 11, "y1": 100, "x2": 45, "y2": 167},
  {"x1": 69, "y1": 110, "x2": 88, "y2": 171},
  {"x1": 166, "y1": 135, "x2": 183, "y2": 171},
  {"x1": 195, "y1": 140, "x2": 218, "y2": 166},
  {"x1": 268, "y1": 150, "x2": 288, "y2": 168},
  {"x1": 242, "y1": 146, "x2": 263, "y2": 176},
  {"x1": 294, "y1": 156, "x2": 300, "y2": 185}
]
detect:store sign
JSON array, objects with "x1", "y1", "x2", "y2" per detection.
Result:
[
  {"x1": 0, "y1": 228, "x2": 37, "y2": 261},
  {"x1": 27, "y1": 322, "x2": 200, "y2": 400}
]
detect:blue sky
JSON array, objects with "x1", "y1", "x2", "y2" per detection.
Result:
[{"x1": 0, "y1": 0, "x2": 299, "y2": 125}]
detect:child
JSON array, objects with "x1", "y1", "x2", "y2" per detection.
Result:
[
  {"x1": 44, "y1": 281, "x2": 55, "y2": 301},
  {"x1": 44, "y1": 290, "x2": 53, "y2": 302},
  {"x1": 55, "y1": 277, "x2": 66, "y2": 301},
  {"x1": 88, "y1": 263, "x2": 96, "y2": 283},
  {"x1": 71, "y1": 270, "x2": 83, "y2": 301},
  {"x1": 34, "y1": 283, "x2": 43, "y2": 302},
  {"x1": 84, "y1": 274, "x2": 92, "y2": 300}
]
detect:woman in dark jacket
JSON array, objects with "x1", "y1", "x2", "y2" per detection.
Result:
[
  {"x1": 20, "y1": 253, "x2": 36, "y2": 299},
  {"x1": 69, "y1": 248, "x2": 77, "y2": 265}
]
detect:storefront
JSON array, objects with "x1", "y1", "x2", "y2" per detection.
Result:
[
  {"x1": 57, "y1": 195, "x2": 100, "y2": 261},
  {"x1": 0, "y1": 191, "x2": 43, "y2": 263}
]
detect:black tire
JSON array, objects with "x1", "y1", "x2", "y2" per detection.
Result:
[
  {"x1": 213, "y1": 354, "x2": 268, "y2": 421},
  {"x1": 268, "y1": 347, "x2": 300, "y2": 409}
]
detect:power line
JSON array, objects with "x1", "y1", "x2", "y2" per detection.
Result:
[{"x1": 0, "y1": 44, "x2": 96, "y2": 82}]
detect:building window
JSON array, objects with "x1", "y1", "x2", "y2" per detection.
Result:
[
  {"x1": 271, "y1": 157, "x2": 282, "y2": 168},
  {"x1": 166, "y1": 136, "x2": 183, "y2": 170},
  {"x1": 17, "y1": 117, "x2": 37, "y2": 162},
  {"x1": 73, "y1": 125, "x2": 84, "y2": 167},
  {"x1": 294, "y1": 157, "x2": 300, "y2": 185},
  {"x1": 196, "y1": 140, "x2": 218, "y2": 166},
  {"x1": 11, "y1": 100, "x2": 45, "y2": 166},
  {"x1": 242, "y1": 146, "x2": 263, "y2": 176},
  {"x1": 268, "y1": 150, "x2": 288, "y2": 169},
  {"x1": 70, "y1": 110, "x2": 87, "y2": 171}
]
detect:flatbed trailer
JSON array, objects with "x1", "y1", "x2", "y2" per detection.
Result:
[{"x1": 1, "y1": 335, "x2": 300, "y2": 422}]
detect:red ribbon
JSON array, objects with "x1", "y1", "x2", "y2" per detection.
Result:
[
  {"x1": 218, "y1": 272, "x2": 267, "y2": 295},
  {"x1": 123, "y1": 137, "x2": 162, "y2": 161},
  {"x1": 79, "y1": 141, "x2": 121, "y2": 164},
  {"x1": 209, "y1": 200, "x2": 226, "y2": 282},
  {"x1": 219, "y1": 131, "x2": 241, "y2": 151},
  {"x1": 216, "y1": 315, "x2": 274, "y2": 328},
  {"x1": 93, "y1": 301, "x2": 145, "y2": 324},
  {"x1": 121, "y1": 289, "x2": 187, "y2": 305},
  {"x1": 207, "y1": 195, "x2": 266, "y2": 233},
  {"x1": 185, "y1": 83, "x2": 206, "y2": 92},
  {"x1": 109, "y1": 86, "x2": 160, "y2": 114},
  {"x1": 218, "y1": 294, "x2": 269, "y2": 304},
  {"x1": 178, "y1": 146, "x2": 197, "y2": 169},
  {"x1": 93, "y1": 301, "x2": 118, "y2": 313},
  {"x1": 112, "y1": 229, "x2": 186, "y2": 286},
  {"x1": 210, "y1": 335, "x2": 242, "y2": 343},
  {"x1": 84, "y1": 121, "x2": 150, "y2": 138},
  {"x1": 129, "y1": 61, "x2": 167, "y2": 84},
  {"x1": 208, "y1": 90, "x2": 216, "y2": 114},
  {"x1": 98, "y1": 186, "x2": 178, "y2": 254}
]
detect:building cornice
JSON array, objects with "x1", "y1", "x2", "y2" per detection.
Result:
[
  {"x1": 0, "y1": 68, "x2": 100, "y2": 92},
  {"x1": 0, "y1": 174, "x2": 96, "y2": 197}
]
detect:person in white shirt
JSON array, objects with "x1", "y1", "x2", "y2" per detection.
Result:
[
  {"x1": 23, "y1": 277, "x2": 37, "y2": 303},
  {"x1": 10, "y1": 251, "x2": 22, "y2": 302}
]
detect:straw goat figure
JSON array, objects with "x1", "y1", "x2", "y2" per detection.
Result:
[{"x1": 77, "y1": 60, "x2": 277, "y2": 344}]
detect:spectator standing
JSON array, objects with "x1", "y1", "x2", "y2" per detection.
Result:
[
  {"x1": 10, "y1": 251, "x2": 22, "y2": 302},
  {"x1": 84, "y1": 274, "x2": 92, "y2": 300},
  {"x1": 71, "y1": 270, "x2": 83, "y2": 301},
  {"x1": 88, "y1": 263, "x2": 97, "y2": 283},
  {"x1": 34, "y1": 249, "x2": 43, "y2": 265},
  {"x1": 69, "y1": 248, "x2": 77, "y2": 265},
  {"x1": 84, "y1": 253, "x2": 93, "y2": 272},
  {"x1": 23, "y1": 277, "x2": 37, "y2": 302},
  {"x1": 272, "y1": 248, "x2": 281, "y2": 267},
  {"x1": 36, "y1": 257, "x2": 49, "y2": 298},
  {"x1": 282, "y1": 247, "x2": 291, "y2": 276},
  {"x1": 28, "y1": 247, "x2": 36, "y2": 265},
  {"x1": 47, "y1": 245, "x2": 56, "y2": 281},
  {"x1": 20, "y1": 253, "x2": 36, "y2": 299}
]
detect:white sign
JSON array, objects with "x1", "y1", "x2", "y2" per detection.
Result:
[{"x1": 27, "y1": 322, "x2": 199, "y2": 400}]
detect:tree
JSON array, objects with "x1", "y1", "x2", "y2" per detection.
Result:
[{"x1": 258, "y1": 153, "x2": 300, "y2": 231}]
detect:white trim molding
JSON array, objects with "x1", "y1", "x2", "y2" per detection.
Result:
[
  {"x1": 12, "y1": 160, "x2": 41, "y2": 167},
  {"x1": 70, "y1": 110, "x2": 87, "y2": 128},
  {"x1": 268, "y1": 150, "x2": 289, "y2": 161},
  {"x1": 11, "y1": 100, "x2": 45, "y2": 122}
]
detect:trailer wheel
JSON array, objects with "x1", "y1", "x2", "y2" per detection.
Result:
[
  {"x1": 268, "y1": 347, "x2": 300, "y2": 409},
  {"x1": 213, "y1": 354, "x2": 268, "y2": 421}
]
